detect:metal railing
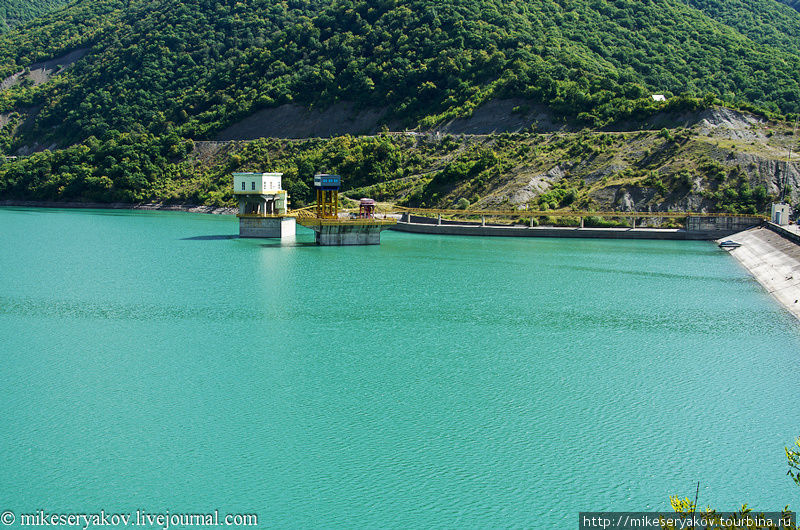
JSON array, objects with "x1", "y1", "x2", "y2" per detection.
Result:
[
  {"x1": 389, "y1": 206, "x2": 767, "y2": 220},
  {"x1": 285, "y1": 204, "x2": 766, "y2": 221}
]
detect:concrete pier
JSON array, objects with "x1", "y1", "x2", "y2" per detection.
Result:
[
  {"x1": 296, "y1": 217, "x2": 396, "y2": 245},
  {"x1": 238, "y1": 216, "x2": 296, "y2": 238},
  {"x1": 723, "y1": 224, "x2": 800, "y2": 321},
  {"x1": 314, "y1": 223, "x2": 385, "y2": 245},
  {"x1": 294, "y1": 174, "x2": 396, "y2": 245},
  {"x1": 234, "y1": 172, "x2": 296, "y2": 239}
]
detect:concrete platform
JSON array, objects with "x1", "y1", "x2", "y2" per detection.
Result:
[
  {"x1": 314, "y1": 224, "x2": 383, "y2": 245},
  {"x1": 296, "y1": 218, "x2": 396, "y2": 245},
  {"x1": 723, "y1": 225, "x2": 800, "y2": 321},
  {"x1": 238, "y1": 216, "x2": 296, "y2": 238}
]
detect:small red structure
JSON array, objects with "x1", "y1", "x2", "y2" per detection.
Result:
[{"x1": 358, "y1": 198, "x2": 376, "y2": 219}]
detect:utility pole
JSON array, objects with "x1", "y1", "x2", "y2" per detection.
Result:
[{"x1": 780, "y1": 116, "x2": 799, "y2": 202}]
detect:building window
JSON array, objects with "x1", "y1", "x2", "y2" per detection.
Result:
[
  {"x1": 251, "y1": 181, "x2": 256, "y2": 191},
  {"x1": 241, "y1": 182, "x2": 245, "y2": 191}
]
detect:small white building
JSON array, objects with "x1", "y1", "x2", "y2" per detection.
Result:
[
  {"x1": 770, "y1": 203, "x2": 792, "y2": 225},
  {"x1": 233, "y1": 172, "x2": 283, "y2": 194},
  {"x1": 651, "y1": 94, "x2": 667, "y2": 102}
]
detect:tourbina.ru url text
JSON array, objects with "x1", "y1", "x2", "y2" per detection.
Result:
[{"x1": 1, "y1": 510, "x2": 257, "y2": 529}]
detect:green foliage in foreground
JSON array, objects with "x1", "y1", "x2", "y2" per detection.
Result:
[
  {"x1": 789, "y1": 437, "x2": 800, "y2": 488},
  {"x1": 663, "y1": 438, "x2": 800, "y2": 530}
]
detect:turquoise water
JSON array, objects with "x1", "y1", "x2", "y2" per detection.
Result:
[{"x1": 1, "y1": 207, "x2": 799, "y2": 528}]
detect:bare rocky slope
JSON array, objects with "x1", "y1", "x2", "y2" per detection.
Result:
[{"x1": 215, "y1": 99, "x2": 575, "y2": 140}]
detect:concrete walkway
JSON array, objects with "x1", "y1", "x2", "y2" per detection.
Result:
[
  {"x1": 723, "y1": 226, "x2": 800, "y2": 321},
  {"x1": 777, "y1": 223, "x2": 800, "y2": 238}
]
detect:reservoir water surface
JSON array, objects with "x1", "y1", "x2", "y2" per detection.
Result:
[{"x1": 1, "y1": 207, "x2": 799, "y2": 527}]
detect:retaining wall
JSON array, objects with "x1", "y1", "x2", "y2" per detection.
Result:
[
  {"x1": 392, "y1": 221, "x2": 726, "y2": 240},
  {"x1": 764, "y1": 222, "x2": 800, "y2": 245}
]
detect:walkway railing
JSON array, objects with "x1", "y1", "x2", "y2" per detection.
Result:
[
  {"x1": 286, "y1": 204, "x2": 767, "y2": 221},
  {"x1": 390, "y1": 206, "x2": 767, "y2": 220}
]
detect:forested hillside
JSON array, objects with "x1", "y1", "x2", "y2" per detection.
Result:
[
  {"x1": 686, "y1": 0, "x2": 800, "y2": 51},
  {"x1": 0, "y1": 0, "x2": 799, "y2": 212},
  {"x1": 3, "y1": 0, "x2": 800, "y2": 144},
  {"x1": 0, "y1": 0, "x2": 70, "y2": 31},
  {"x1": 777, "y1": 0, "x2": 800, "y2": 12}
]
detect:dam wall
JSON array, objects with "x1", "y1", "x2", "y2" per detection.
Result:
[
  {"x1": 392, "y1": 221, "x2": 709, "y2": 240},
  {"x1": 391, "y1": 215, "x2": 762, "y2": 240},
  {"x1": 723, "y1": 224, "x2": 800, "y2": 321}
]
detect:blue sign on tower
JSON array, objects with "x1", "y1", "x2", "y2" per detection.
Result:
[{"x1": 313, "y1": 174, "x2": 341, "y2": 190}]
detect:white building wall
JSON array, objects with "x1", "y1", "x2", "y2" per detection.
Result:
[
  {"x1": 262, "y1": 175, "x2": 282, "y2": 191},
  {"x1": 233, "y1": 172, "x2": 283, "y2": 194}
]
